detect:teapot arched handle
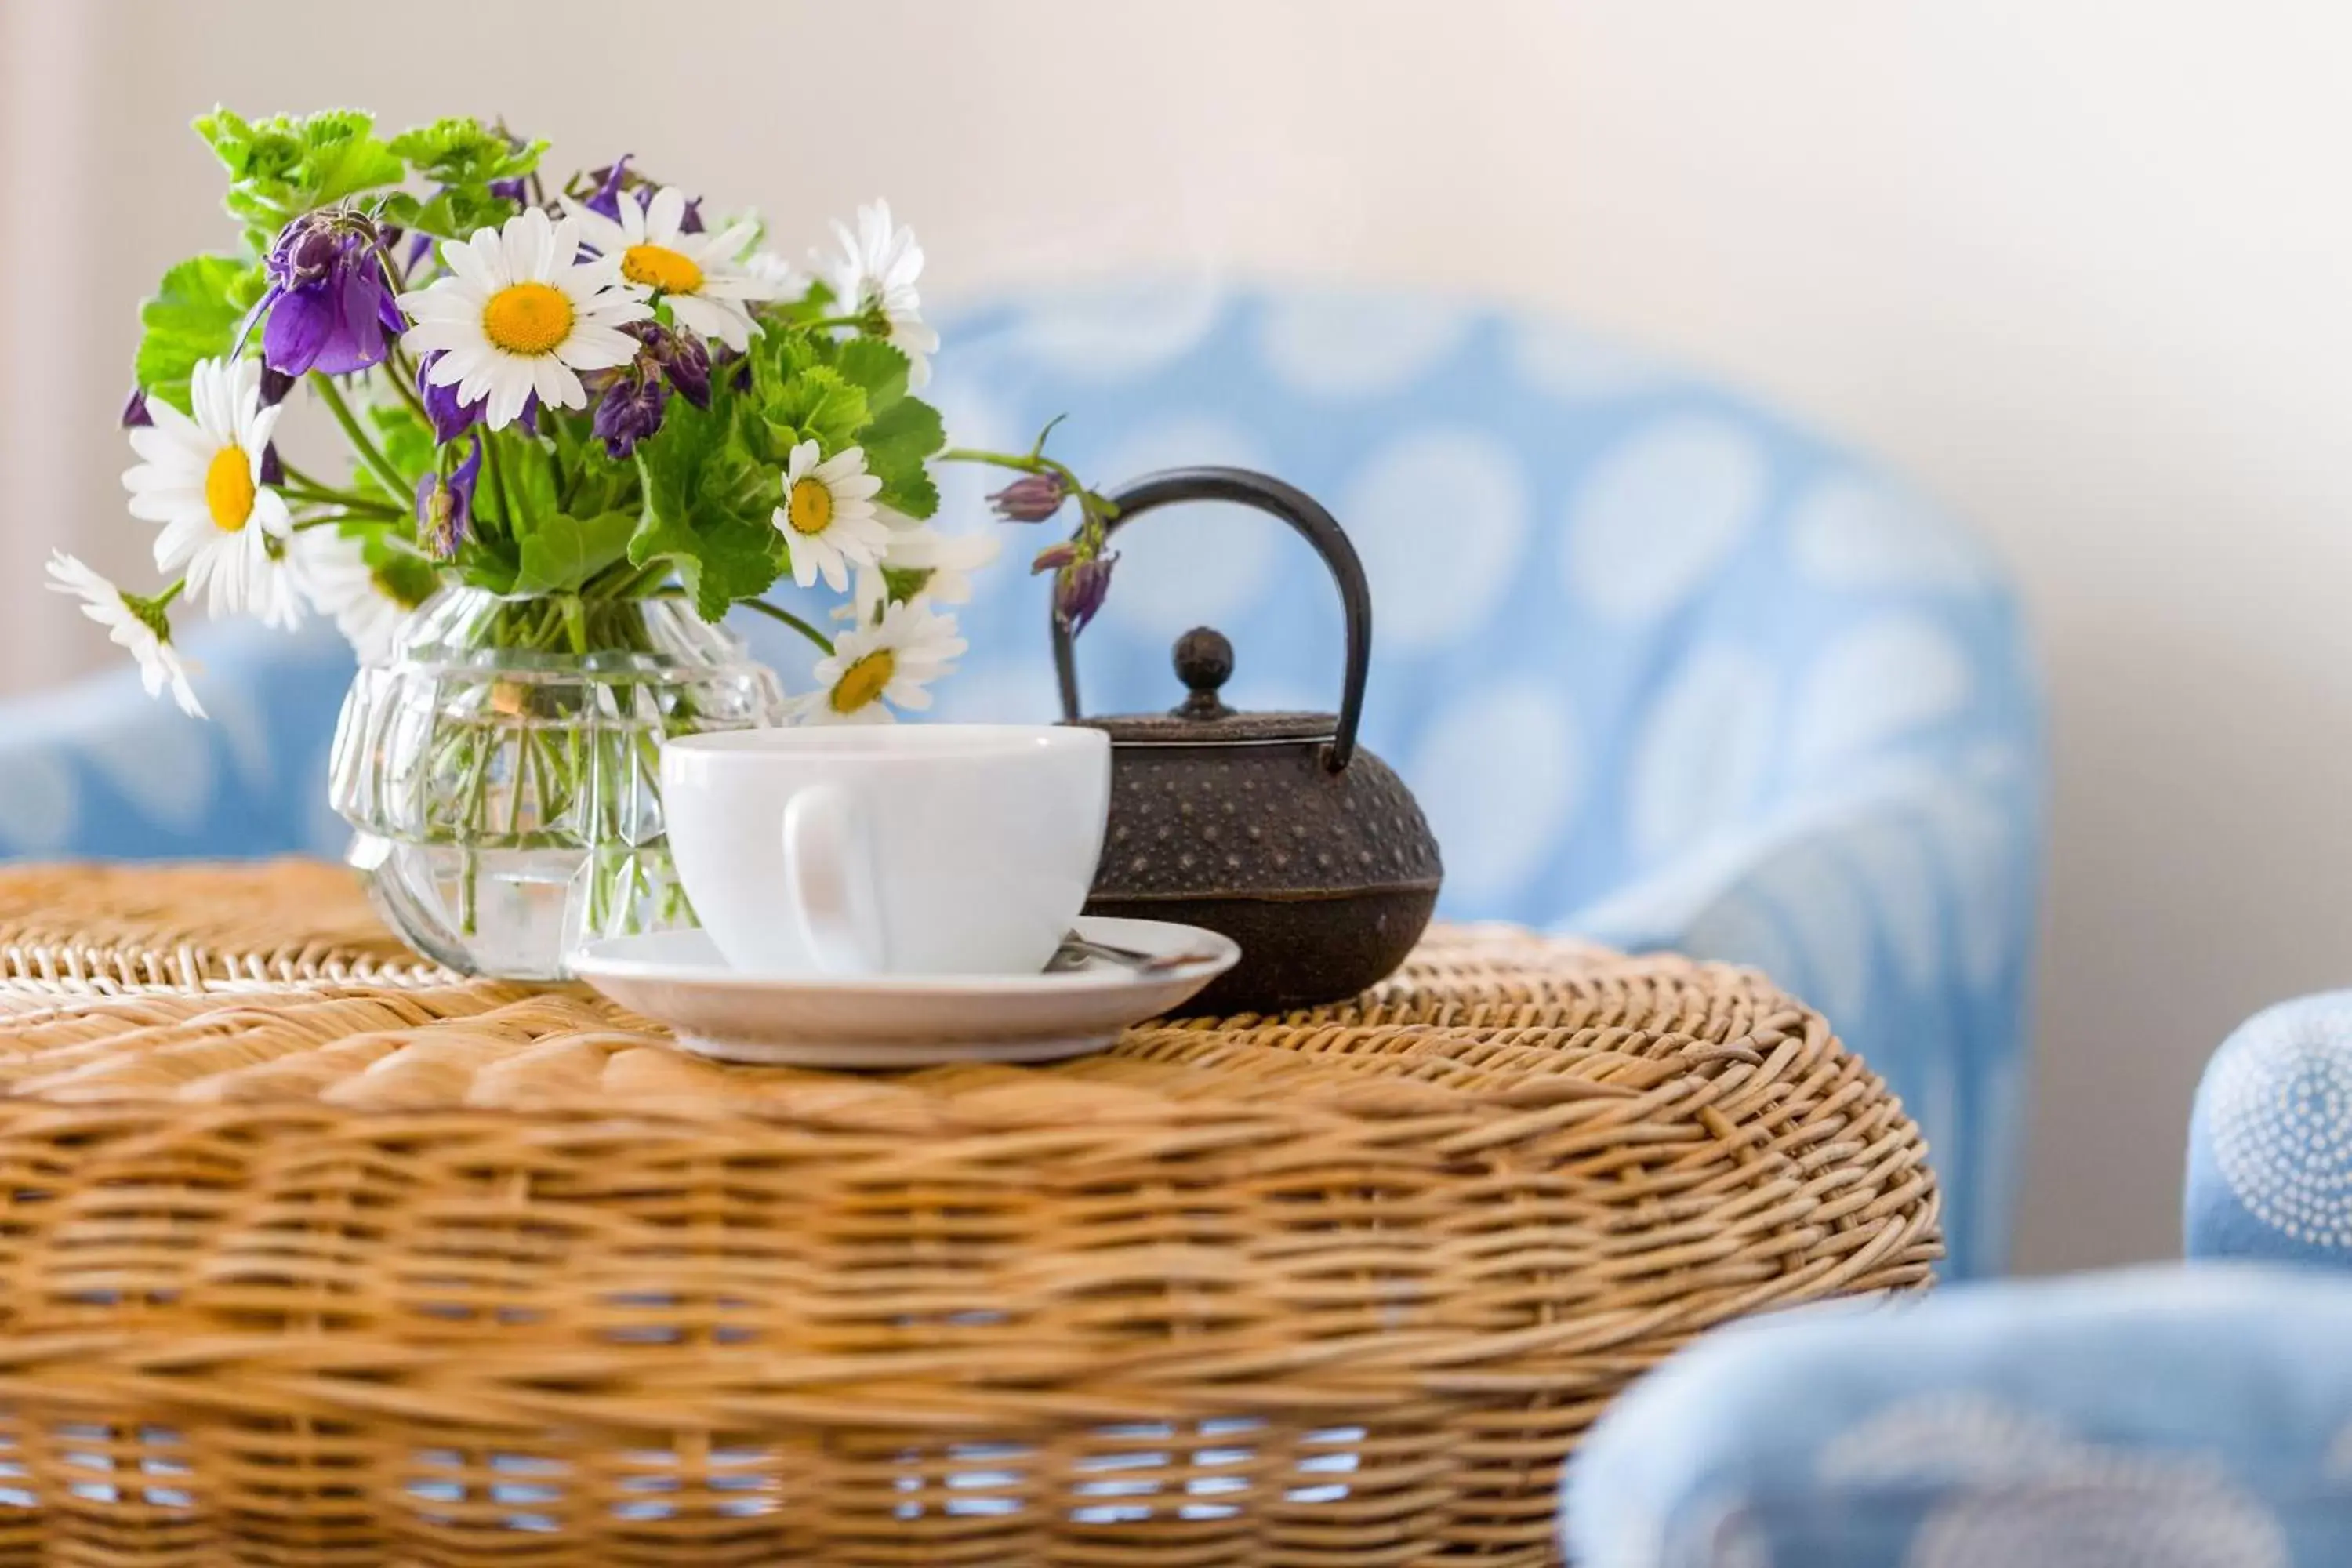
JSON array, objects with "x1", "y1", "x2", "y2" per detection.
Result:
[{"x1": 1051, "y1": 466, "x2": 1370, "y2": 772}]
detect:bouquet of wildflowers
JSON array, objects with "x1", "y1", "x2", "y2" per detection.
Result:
[{"x1": 54, "y1": 107, "x2": 1030, "y2": 724}]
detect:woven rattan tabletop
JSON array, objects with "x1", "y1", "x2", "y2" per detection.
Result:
[{"x1": 0, "y1": 860, "x2": 1938, "y2": 1566}]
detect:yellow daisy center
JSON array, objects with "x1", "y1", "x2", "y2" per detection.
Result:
[
  {"x1": 481, "y1": 282, "x2": 575, "y2": 356},
  {"x1": 204, "y1": 445, "x2": 255, "y2": 532},
  {"x1": 830, "y1": 650, "x2": 895, "y2": 714},
  {"x1": 621, "y1": 243, "x2": 704, "y2": 295},
  {"x1": 787, "y1": 477, "x2": 835, "y2": 535}
]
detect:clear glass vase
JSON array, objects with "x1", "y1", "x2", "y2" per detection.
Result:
[{"x1": 328, "y1": 586, "x2": 786, "y2": 979}]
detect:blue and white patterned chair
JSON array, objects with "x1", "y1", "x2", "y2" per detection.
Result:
[
  {"x1": 0, "y1": 280, "x2": 2045, "y2": 1276},
  {"x1": 2187, "y1": 994, "x2": 2352, "y2": 1267},
  {"x1": 1567, "y1": 1264, "x2": 2352, "y2": 1566}
]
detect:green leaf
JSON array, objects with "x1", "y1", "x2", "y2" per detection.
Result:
[
  {"x1": 500, "y1": 433, "x2": 562, "y2": 529},
  {"x1": 630, "y1": 506, "x2": 786, "y2": 622},
  {"x1": 134, "y1": 255, "x2": 266, "y2": 413},
  {"x1": 301, "y1": 111, "x2": 406, "y2": 207},
  {"x1": 193, "y1": 107, "x2": 297, "y2": 187},
  {"x1": 857, "y1": 394, "x2": 946, "y2": 519},
  {"x1": 874, "y1": 463, "x2": 938, "y2": 521},
  {"x1": 386, "y1": 117, "x2": 543, "y2": 241},
  {"x1": 636, "y1": 397, "x2": 762, "y2": 529},
  {"x1": 859, "y1": 394, "x2": 946, "y2": 467},
  {"x1": 833, "y1": 336, "x2": 910, "y2": 413},
  {"x1": 191, "y1": 107, "x2": 402, "y2": 250},
  {"x1": 762, "y1": 365, "x2": 867, "y2": 455},
  {"x1": 630, "y1": 397, "x2": 786, "y2": 619},
  {"x1": 387, "y1": 117, "x2": 544, "y2": 186},
  {"x1": 459, "y1": 552, "x2": 520, "y2": 595},
  {"x1": 546, "y1": 408, "x2": 634, "y2": 520},
  {"x1": 511, "y1": 510, "x2": 639, "y2": 596},
  {"x1": 688, "y1": 519, "x2": 791, "y2": 622}
]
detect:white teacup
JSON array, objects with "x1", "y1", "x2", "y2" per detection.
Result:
[{"x1": 660, "y1": 724, "x2": 1111, "y2": 978}]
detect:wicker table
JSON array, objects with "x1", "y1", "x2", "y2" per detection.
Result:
[{"x1": 0, "y1": 861, "x2": 1938, "y2": 1566}]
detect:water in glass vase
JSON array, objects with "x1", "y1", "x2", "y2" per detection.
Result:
[{"x1": 330, "y1": 585, "x2": 786, "y2": 978}]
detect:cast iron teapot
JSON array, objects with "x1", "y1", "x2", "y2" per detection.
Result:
[{"x1": 1054, "y1": 467, "x2": 1443, "y2": 1014}]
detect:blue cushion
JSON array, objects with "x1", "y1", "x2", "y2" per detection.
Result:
[
  {"x1": 0, "y1": 280, "x2": 2045, "y2": 1275},
  {"x1": 2187, "y1": 994, "x2": 2352, "y2": 1266},
  {"x1": 1568, "y1": 1265, "x2": 2352, "y2": 1566},
  {"x1": 0, "y1": 619, "x2": 356, "y2": 863}
]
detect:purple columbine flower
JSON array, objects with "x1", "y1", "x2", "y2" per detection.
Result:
[
  {"x1": 583, "y1": 155, "x2": 635, "y2": 222},
  {"x1": 258, "y1": 366, "x2": 296, "y2": 408},
  {"x1": 1054, "y1": 553, "x2": 1117, "y2": 636},
  {"x1": 258, "y1": 212, "x2": 404, "y2": 378},
  {"x1": 417, "y1": 351, "x2": 477, "y2": 444},
  {"x1": 582, "y1": 154, "x2": 702, "y2": 232},
  {"x1": 120, "y1": 387, "x2": 152, "y2": 429},
  {"x1": 416, "y1": 436, "x2": 483, "y2": 560},
  {"x1": 661, "y1": 330, "x2": 711, "y2": 408},
  {"x1": 488, "y1": 173, "x2": 529, "y2": 207},
  {"x1": 623, "y1": 320, "x2": 711, "y2": 409},
  {"x1": 989, "y1": 472, "x2": 1068, "y2": 523},
  {"x1": 416, "y1": 350, "x2": 535, "y2": 443},
  {"x1": 592, "y1": 370, "x2": 668, "y2": 459},
  {"x1": 589, "y1": 320, "x2": 720, "y2": 457},
  {"x1": 259, "y1": 444, "x2": 285, "y2": 488}
]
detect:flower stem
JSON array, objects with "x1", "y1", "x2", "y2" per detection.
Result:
[
  {"x1": 938, "y1": 446, "x2": 1116, "y2": 520},
  {"x1": 740, "y1": 598, "x2": 834, "y2": 655},
  {"x1": 281, "y1": 471, "x2": 405, "y2": 518},
  {"x1": 277, "y1": 459, "x2": 390, "y2": 510},
  {"x1": 382, "y1": 348, "x2": 434, "y2": 427},
  {"x1": 586, "y1": 560, "x2": 671, "y2": 601},
  {"x1": 313, "y1": 376, "x2": 412, "y2": 501},
  {"x1": 481, "y1": 430, "x2": 520, "y2": 536}
]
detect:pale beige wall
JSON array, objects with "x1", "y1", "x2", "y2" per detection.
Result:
[{"x1": 7, "y1": 0, "x2": 2352, "y2": 1272}]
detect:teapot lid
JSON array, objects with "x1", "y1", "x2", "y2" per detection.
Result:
[{"x1": 1070, "y1": 628, "x2": 1338, "y2": 746}]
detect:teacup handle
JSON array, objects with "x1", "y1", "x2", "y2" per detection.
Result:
[{"x1": 782, "y1": 784, "x2": 887, "y2": 975}]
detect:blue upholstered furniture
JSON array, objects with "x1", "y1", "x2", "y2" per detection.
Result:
[
  {"x1": 2187, "y1": 993, "x2": 2352, "y2": 1266},
  {"x1": 0, "y1": 279, "x2": 2045, "y2": 1274},
  {"x1": 1573, "y1": 985, "x2": 2352, "y2": 1566},
  {"x1": 1566, "y1": 1265, "x2": 2352, "y2": 1566}
]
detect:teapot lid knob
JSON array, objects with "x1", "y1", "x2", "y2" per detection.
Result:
[{"x1": 1172, "y1": 626, "x2": 1236, "y2": 720}]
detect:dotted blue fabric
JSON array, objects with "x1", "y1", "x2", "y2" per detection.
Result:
[
  {"x1": 0, "y1": 281, "x2": 2044, "y2": 1276},
  {"x1": 1566, "y1": 1264, "x2": 2352, "y2": 1566},
  {"x1": 2187, "y1": 994, "x2": 2352, "y2": 1266}
]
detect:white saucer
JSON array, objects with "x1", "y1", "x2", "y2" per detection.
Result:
[{"x1": 567, "y1": 916, "x2": 1240, "y2": 1069}]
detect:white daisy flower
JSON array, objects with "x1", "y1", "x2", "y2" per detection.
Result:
[
  {"x1": 295, "y1": 528, "x2": 427, "y2": 665},
  {"x1": 845, "y1": 524, "x2": 1003, "y2": 621},
  {"x1": 789, "y1": 598, "x2": 967, "y2": 726},
  {"x1": 744, "y1": 249, "x2": 807, "y2": 302},
  {"x1": 561, "y1": 185, "x2": 776, "y2": 354},
  {"x1": 397, "y1": 206, "x2": 650, "y2": 430},
  {"x1": 123, "y1": 356, "x2": 300, "y2": 628},
  {"x1": 243, "y1": 539, "x2": 310, "y2": 633},
  {"x1": 775, "y1": 439, "x2": 888, "y2": 593},
  {"x1": 44, "y1": 552, "x2": 204, "y2": 718},
  {"x1": 828, "y1": 200, "x2": 938, "y2": 389}
]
